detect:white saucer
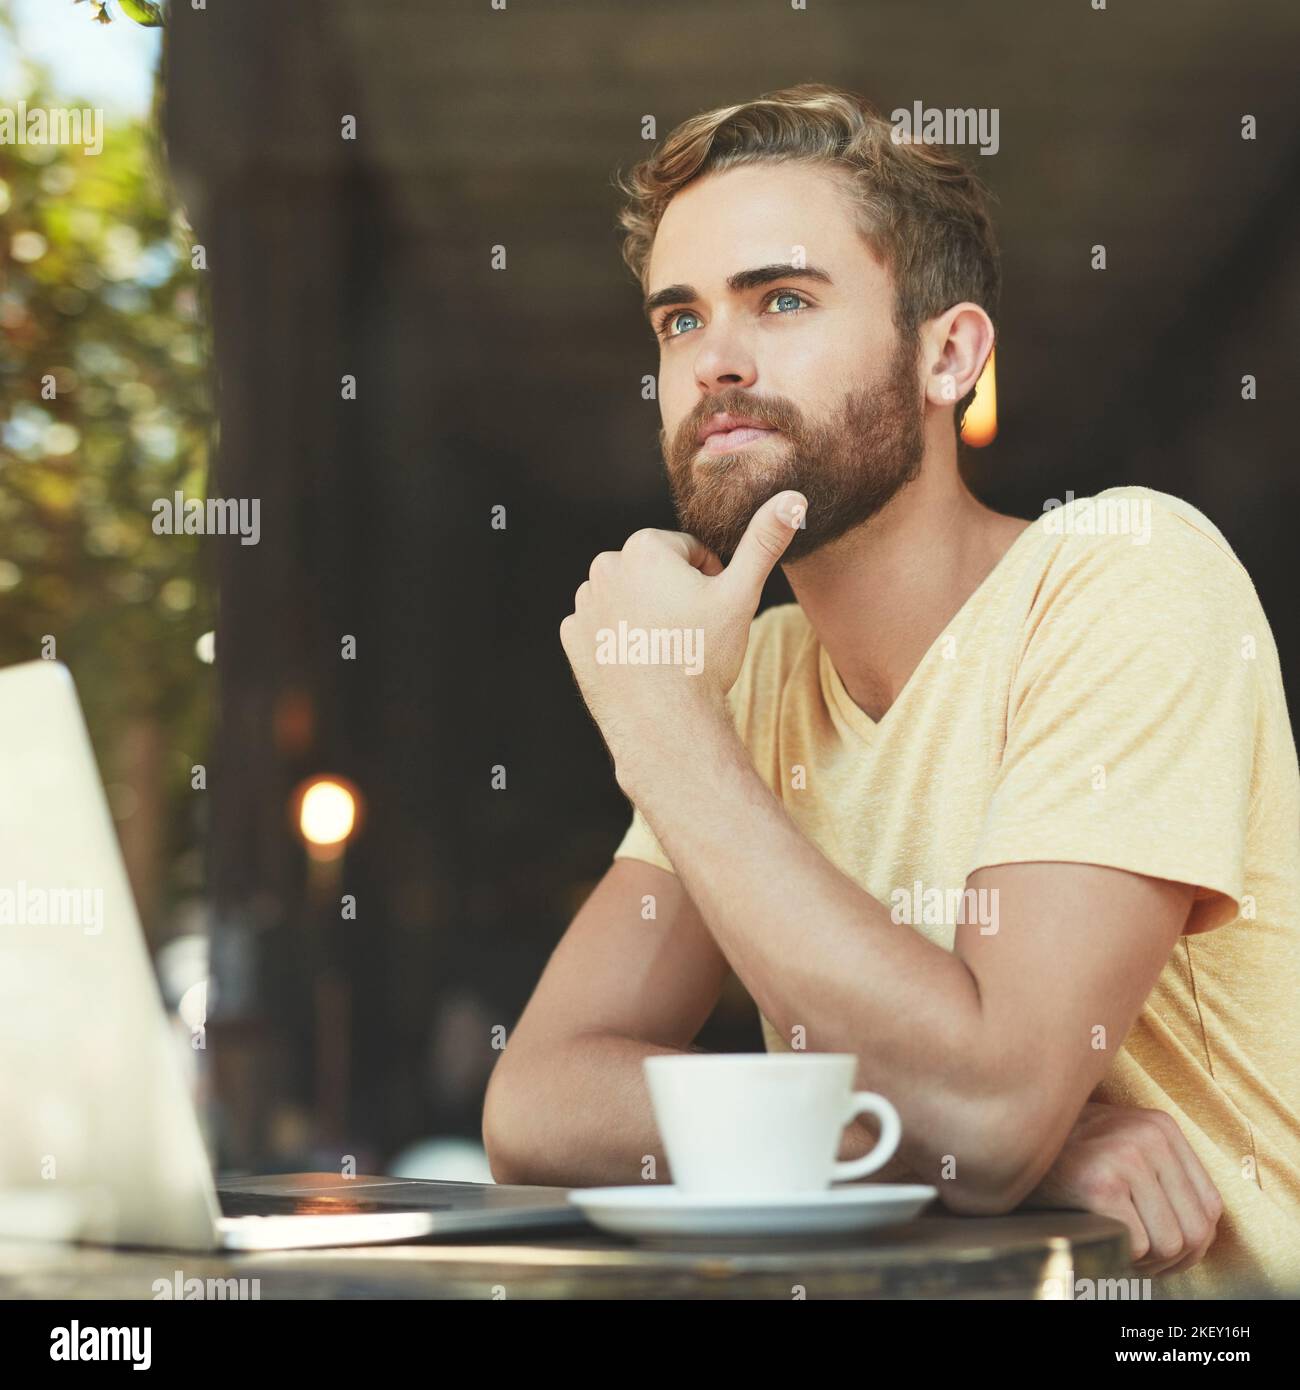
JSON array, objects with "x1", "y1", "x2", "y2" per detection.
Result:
[{"x1": 568, "y1": 1183, "x2": 938, "y2": 1239}]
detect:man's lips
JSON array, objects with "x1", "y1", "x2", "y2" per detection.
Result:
[{"x1": 698, "y1": 425, "x2": 780, "y2": 455}]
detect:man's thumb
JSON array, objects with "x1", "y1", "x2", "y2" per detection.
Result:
[{"x1": 724, "y1": 490, "x2": 807, "y2": 602}]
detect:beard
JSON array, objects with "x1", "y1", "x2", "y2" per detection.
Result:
[{"x1": 659, "y1": 333, "x2": 926, "y2": 565}]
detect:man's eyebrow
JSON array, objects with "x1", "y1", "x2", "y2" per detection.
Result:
[{"x1": 643, "y1": 263, "x2": 834, "y2": 320}]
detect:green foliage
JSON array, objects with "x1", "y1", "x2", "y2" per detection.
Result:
[
  {"x1": 76, "y1": 0, "x2": 165, "y2": 27},
  {"x1": 0, "y1": 50, "x2": 213, "y2": 918},
  {"x1": 117, "y1": 0, "x2": 165, "y2": 26}
]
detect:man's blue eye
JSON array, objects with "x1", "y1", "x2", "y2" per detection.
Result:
[
  {"x1": 657, "y1": 291, "x2": 809, "y2": 341},
  {"x1": 661, "y1": 310, "x2": 700, "y2": 339}
]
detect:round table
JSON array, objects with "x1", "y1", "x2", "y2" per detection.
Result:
[{"x1": 0, "y1": 1209, "x2": 1134, "y2": 1300}]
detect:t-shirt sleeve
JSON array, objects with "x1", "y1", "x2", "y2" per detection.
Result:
[
  {"x1": 612, "y1": 800, "x2": 676, "y2": 874},
  {"x1": 968, "y1": 509, "x2": 1263, "y2": 935}
]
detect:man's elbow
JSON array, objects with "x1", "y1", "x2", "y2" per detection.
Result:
[
  {"x1": 483, "y1": 1126, "x2": 521, "y2": 1186},
  {"x1": 481, "y1": 1062, "x2": 530, "y2": 1186},
  {"x1": 941, "y1": 1175, "x2": 1028, "y2": 1218},
  {"x1": 934, "y1": 1092, "x2": 1061, "y2": 1217}
]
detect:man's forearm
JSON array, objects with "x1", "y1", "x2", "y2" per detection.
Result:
[
  {"x1": 617, "y1": 704, "x2": 1025, "y2": 1202},
  {"x1": 485, "y1": 1030, "x2": 691, "y2": 1188},
  {"x1": 485, "y1": 1029, "x2": 924, "y2": 1189}
]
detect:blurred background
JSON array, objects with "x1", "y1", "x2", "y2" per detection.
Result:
[{"x1": 1, "y1": 0, "x2": 1296, "y2": 1182}]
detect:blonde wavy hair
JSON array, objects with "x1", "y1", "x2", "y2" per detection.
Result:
[{"x1": 614, "y1": 83, "x2": 1001, "y2": 433}]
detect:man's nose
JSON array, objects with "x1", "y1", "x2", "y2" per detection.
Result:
[{"x1": 692, "y1": 331, "x2": 758, "y2": 393}]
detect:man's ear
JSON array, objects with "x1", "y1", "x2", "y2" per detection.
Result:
[{"x1": 924, "y1": 303, "x2": 994, "y2": 410}]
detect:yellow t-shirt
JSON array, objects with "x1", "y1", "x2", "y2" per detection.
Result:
[{"x1": 613, "y1": 486, "x2": 1300, "y2": 1299}]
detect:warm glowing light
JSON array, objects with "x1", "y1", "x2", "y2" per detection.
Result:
[
  {"x1": 195, "y1": 630, "x2": 216, "y2": 663},
  {"x1": 297, "y1": 778, "x2": 357, "y2": 848},
  {"x1": 960, "y1": 347, "x2": 998, "y2": 447}
]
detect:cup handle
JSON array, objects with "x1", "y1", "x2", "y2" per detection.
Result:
[{"x1": 831, "y1": 1092, "x2": 902, "y2": 1182}]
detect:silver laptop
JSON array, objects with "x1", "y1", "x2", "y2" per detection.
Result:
[{"x1": 0, "y1": 659, "x2": 579, "y2": 1251}]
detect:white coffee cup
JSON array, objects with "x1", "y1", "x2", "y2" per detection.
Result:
[{"x1": 644, "y1": 1053, "x2": 901, "y2": 1195}]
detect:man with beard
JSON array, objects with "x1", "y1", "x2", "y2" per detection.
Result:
[{"x1": 483, "y1": 85, "x2": 1300, "y2": 1300}]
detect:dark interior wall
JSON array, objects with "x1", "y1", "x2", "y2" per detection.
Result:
[{"x1": 161, "y1": 0, "x2": 1299, "y2": 1170}]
